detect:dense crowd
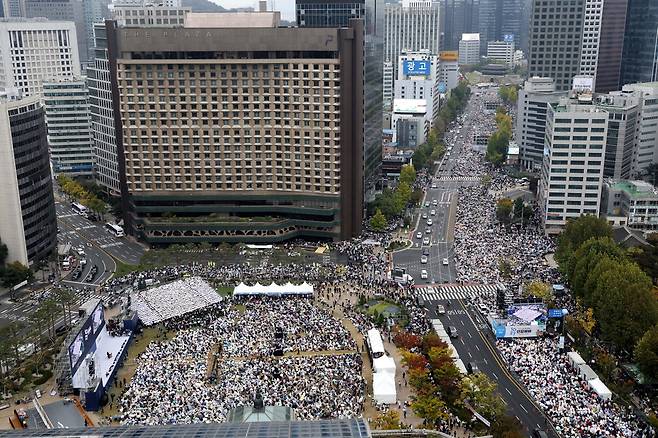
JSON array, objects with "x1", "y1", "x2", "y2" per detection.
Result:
[
  {"x1": 498, "y1": 338, "x2": 654, "y2": 438},
  {"x1": 119, "y1": 296, "x2": 363, "y2": 425}
]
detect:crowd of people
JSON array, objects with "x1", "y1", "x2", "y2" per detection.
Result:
[
  {"x1": 498, "y1": 338, "x2": 653, "y2": 437},
  {"x1": 119, "y1": 296, "x2": 364, "y2": 425}
]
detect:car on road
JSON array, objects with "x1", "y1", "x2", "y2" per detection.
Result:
[
  {"x1": 430, "y1": 209, "x2": 436, "y2": 216},
  {"x1": 420, "y1": 270, "x2": 428, "y2": 279},
  {"x1": 422, "y1": 237, "x2": 430, "y2": 245},
  {"x1": 422, "y1": 213, "x2": 428, "y2": 219},
  {"x1": 416, "y1": 232, "x2": 422, "y2": 239},
  {"x1": 424, "y1": 201, "x2": 430, "y2": 207},
  {"x1": 422, "y1": 247, "x2": 430, "y2": 255},
  {"x1": 442, "y1": 258, "x2": 449, "y2": 266},
  {"x1": 426, "y1": 219, "x2": 433, "y2": 226},
  {"x1": 466, "y1": 362, "x2": 479, "y2": 374},
  {"x1": 420, "y1": 255, "x2": 428, "y2": 264},
  {"x1": 425, "y1": 228, "x2": 431, "y2": 234},
  {"x1": 431, "y1": 183, "x2": 437, "y2": 189},
  {"x1": 448, "y1": 326, "x2": 458, "y2": 338},
  {"x1": 432, "y1": 199, "x2": 438, "y2": 206},
  {"x1": 436, "y1": 304, "x2": 445, "y2": 314}
]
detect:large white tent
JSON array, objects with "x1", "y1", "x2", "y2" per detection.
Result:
[
  {"x1": 233, "y1": 282, "x2": 314, "y2": 297},
  {"x1": 567, "y1": 351, "x2": 586, "y2": 368},
  {"x1": 373, "y1": 356, "x2": 396, "y2": 374},
  {"x1": 588, "y1": 378, "x2": 612, "y2": 400},
  {"x1": 373, "y1": 371, "x2": 396, "y2": 404}
]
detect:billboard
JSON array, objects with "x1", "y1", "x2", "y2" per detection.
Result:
[
  {"x1": 403, "y1": 60, "x2": 430, "y2": 76},
  {"x1": 572, "y1": 76, "x2": 594, "y2": 92},
  {"x1": 68, "y1": 302, "x2": 106, "y2": 374},
  {"x1": 437, "y1": 82, "x2": 447, "y2": 93},
  {"x1": 503, "y1": 34, "x2": 515, "y2": 43}
]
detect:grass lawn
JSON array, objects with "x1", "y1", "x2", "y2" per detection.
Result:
[
  {"x1": 216, "y1": 285, "x2": 234, "y2": 297},
  {"x1": 113, "y1": 260, "x2": 140, "y2": 278}
]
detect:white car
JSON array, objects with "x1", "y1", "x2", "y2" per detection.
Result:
[
  {"x1": 431, "y1": 183, "x2": 437, "y2": 189},
  {"x1": 426, "y1": 219, "x2": 433, "y2": 226},
  {"x1": 430, "y1": 209, "x2": 436, "y2": 216},
  {"x1": 422, "y1": 213, "x2": 428, "y2": 219},
  {"x1": 442, "y1": 258, "x2": 449, "y2": 266},
  {"x1": 420, "y1": 269, "x2": 428, "y2": 279},
  {"x1": 424, "y1": 201, "x2": 430, "y2": 207},
  {"x1": 436, "y1": 304, "x2": 446, "y2": 314},
  {"x1": 432, "y1": 199, "x2": 438, "y2": 206},
  {"x1": 416, "y1": 232, "x2": 422, "y2": 239},
  {"x1": 421, "y1": 255, "x2": 428, "y2": 264},
  {"x1": 425, "y1": 228, "x2": 432, "y2": 234},
  {"x1": 423, "y1": 237, "x2": 430, "y2": 245}
]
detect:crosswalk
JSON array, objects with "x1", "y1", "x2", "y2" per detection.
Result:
[
  {"x1": 436, "y1": 176, "x2": 480, "y2": 182},
  {"x1": 415, "y1": 284, "x2": 498, "y2": 301}
]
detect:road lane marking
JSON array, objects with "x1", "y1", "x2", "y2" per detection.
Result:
[
  {"x1": 492, "y1": 372, "x2": 499, "y2": 379},
  {"x1": 505, "y1": 387, "x2": 512, "y2": 395},
  {"x1": 467, "y1": 331, "x2": 472, "y2": 339},
  {"x1": 520, "y1": 404, "x2": 529, "y2": 414}
]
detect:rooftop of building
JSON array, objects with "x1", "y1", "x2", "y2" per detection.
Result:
[
  {"x1": 393, "y1": 98, "x2": 427, "y2": 114},
  {"x1": 552, "y1": 100, "x2": 607, "y2": 114},
  {"x1": 184, "y1": 11, "x2": 280, "y2": 28},
  {"x1": 611, "y1": 180, "x2": 658, "y2": 199},
  {"x1": 0, "y1": 419, "x2": 371, "y2": 437},
  {"x1": 461, "y1": 33, "x2": 480, "y2": 41}
]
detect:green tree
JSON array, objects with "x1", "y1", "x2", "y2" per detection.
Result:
[
  {"x1": 370, "y1": 209, "x2": 387, "y2": 232},
  {"x1": 634, "y1": 325, "x2": 658, "y2": 378},
  {"x1": 496, "y1": 198, "x2": 513, "y2": 224},
  {"x1": 411, "y1": 394, "x2": 448, "y2": 426},
  {"x1": 490, "y1": 414, "x2": 525, "y2": 438},
  {"x1": 371, "y1": 410, "x2": 401, "y2": 430},
  {"x1": 399, "y1": 164, "x2": 417, "y2": 186},
  {"x1": 3, "y1": 261, "x2": 33, "y2": 298},
  {"x1": 629, "y1": 233, "x2": 658, "y2": 285},
  {"x1": 460, "y1": 372, "x2": 506, "y2": 421},
  {"x1": 486, "y1": 130, "x2": 509, "y2": 166},
  {"x1": 591, "y1": 259, "x2": 658, "y2": 350},
  {"x1": 523, "y1": 280, "x2": 554, "y2": 305},
  {"x1": 498, "y1": 258, "x2": 513, "y2": 280},
  {"x1": 53, "y1": 287, "x2": 77, "y2": 326},
  {"x1": 0, "y1": 238, "x2": 7, "y2": 266},
  {"x1": 481, "y1": 174, "x2": 493, "y2": 187},
  {"x1": 569, "y1": 237, "x2": 626, "y2": 300},
  {"x1": 555, "y1": 215, "x2": 613, "y2": 275},
  {"x1": 393, "y1": 182, "x2": 412, "y2": 214}
]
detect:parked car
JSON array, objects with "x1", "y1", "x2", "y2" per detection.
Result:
[{"x1": 466, "y1": 362, "x2": 479, "y2": 374}]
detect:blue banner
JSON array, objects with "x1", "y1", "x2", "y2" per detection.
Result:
[
  {"x1": 403, "y1": 60, "x2": 430, "y2": 76},
  {"x1": 503, "y1": 34, "x2": 515, "y2": 43},
  {"x1": 548, "y1": 308, "x2": 564, "y2": 318},
  {"x1": 437, "y1": 82, "x2": 447, "y2": 93}
]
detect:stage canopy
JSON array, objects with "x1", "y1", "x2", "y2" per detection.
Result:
[
  {"x1": 588, "y1": 378, "x2": 612, "y2": 400},
  {"x1": 373, "y1": 371, "x2": 396, "y2": 405},
  {"x1": 233, "y1": 282, "x2": 314, "y2": 297}
]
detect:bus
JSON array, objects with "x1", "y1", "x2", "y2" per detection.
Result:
[
  {"x1": 71, "y1": 202, "x2": 88, "y2": 218},
  {"x1": 366, "y1": 328, "x2": 386, "y2": 359},
  {"x1": 105, "y1": 223, "x2": 125, "y2": 237}
]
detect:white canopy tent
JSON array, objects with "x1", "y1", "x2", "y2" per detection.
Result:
[
  {"x1": 588, "y1": 378, "x2": 612, "y2": 400},
  {"x1": 373, "y1": 371, "x2": 397, "y2": 404},
  {"x1": 567, "y1": 351, "x2": 586, "y2": 368},
  {"x1": 373, "y1": 356, "x2": 396, "y2": 375},
  {"x1": 233, "y1": 282, "x2": 314, "y2": 297},
  {"x1": 577, "y1": 363, "x2": 598, "y2": 381}
]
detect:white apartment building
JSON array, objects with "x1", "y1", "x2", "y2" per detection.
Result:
[
  {"x1": 43, "y1": 77, "x2": 93, "y2": 176},
  {"x1": 539, "y1": 100, "x2": 608, "y2": 234},
  {"x1": 603, "y1": 180, "x2": 658, "y2": 230},
  {"x1": 621, "y1": 82, "x2": 658, "y2": 178},
  {"x1": 458, "y1": 33, "x2": 480, "y2": 65},
  {"x1": 0, "y1": 19, "x2": 81, "y2": 97},
  {"x1": 383, "y1": 61, "x2": 394, "y2": 108},
  {"x1": 516, "y1": 77, "x2": 566, "y2": 171},
  {"x1": 392, "y1": 98, "x2": 428, "y2": 148},
  {"x1": 383, "y1": 0, "x2": 441, "y2": 103},
  {"x1": 438, "y1": 50, "x2": 459, "y2": 93},
  {"x1": 394, "y1": 51, "x2": 439, "y2": 122},
  {"x1": 486, "y1": 40, "x2": 515, "y2": 66}
]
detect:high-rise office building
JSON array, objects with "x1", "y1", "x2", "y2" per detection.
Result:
[
  {"x1": 104, "y1": 18, "x2": 365, "y2": 243},
  {"x1": 486, "y1": 39, "x2": 514, "y2": 66},
  {"x1": 2, "y1": 0, "x2": 24, "y2": 17},
  {"x1": 0, "y1": 19, "x2": 81, "y2": 96},
  {"x1": 538, "y1": 99, "x2": 607, "y2": 234},
  {"x1": 577, "y1": 0, "x2": 627, "y2": 93},
  {"x1": 296, "y1": 0, "x2": 383, "y2": 197},
  {"x1": 43, "y1": 77, "x2": 94, "y2": 175},
  {"x1": 478, "y1": 0, "x2": 522, "y2": 55},
  {"x1": 593, "y1": 92, "x2": 638, "y2": 179},
  {"x1": 528, "y1": 0, "x2": 585, "y2": 91},
  {"x1": 441, "y1": 0, "x2": 479, "y2": 51},
  {"x1": 621, "y1": 82, "x2": 658, "y2": 177},
  {"x1": 88, "y1": 21, "x2": 119, "y2": 194},
  {"x1": 395, "y1": 51, "x2": 440, "y2": 121},
  {"x1": 516, "y1": 77, "x2": 566, "y2": 170},
  {"x1": 0, "y1": 90, "x2": 57, "y2": 265},
  {"x1": 458, "y1": 32, "x2": 479, "y2": 64},
  {"x1": 23, "y1": 0, "x2": 111, "y2": 66},
  {"x1": 383, "y1": 0, "x2": 441, "y2": 87},
  {"x1": 620, "y1": 0, "x2": 658, "y2": 86},
  {"x1": 438, "y1": 50, "x2": 459, "y2": 92}
]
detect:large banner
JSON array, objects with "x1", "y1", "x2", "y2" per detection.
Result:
[
  {"x1": 403, "y1": 60, "x2": 430, "y2": 76},
  {"x1": 68, "y1": 302, "x2": 106, "y2": 374}
]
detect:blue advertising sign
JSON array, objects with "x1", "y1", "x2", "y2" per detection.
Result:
[
  {"x1": 503, "y1": 34, "x2": 515, "y2": 43},
  {"x1": 548, "y1": 308, "x2": 564, "y2": 318},
  {"x1": 403, "y1": 60, "x2": 430, "y2": 76},
  {"x1": 437, "y1": 82, "x2": 447, "y2": 93}
]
